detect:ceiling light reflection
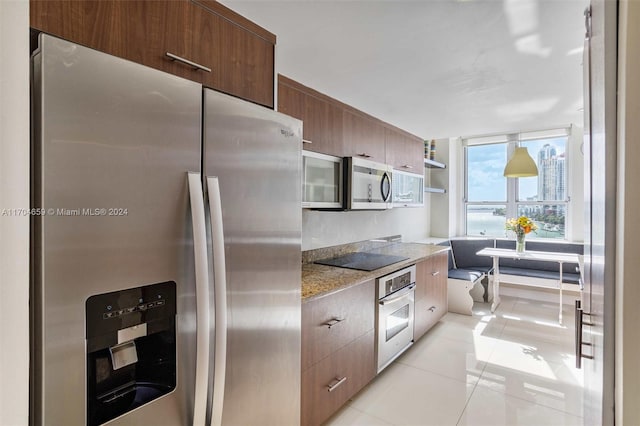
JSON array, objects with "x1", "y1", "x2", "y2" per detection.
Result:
[
  {"x1": 515, "y1": 34, "x2": 552, "y2": 57},
  {"x1": 503, "y1": 0, "x2": 539, "y2": 36}
]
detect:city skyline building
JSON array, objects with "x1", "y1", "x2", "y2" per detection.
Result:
[{"x1": 537, "y1": 143, "x2": 565, "y2": 201}]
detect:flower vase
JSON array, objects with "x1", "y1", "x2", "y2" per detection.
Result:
[{"x1": 516, "y1": 233, "x2": 526, "y2": 253}]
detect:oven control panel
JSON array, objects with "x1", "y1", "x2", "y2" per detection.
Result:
[{"x1": 377, "y1": 265, "x2": 416, "y2": 298}]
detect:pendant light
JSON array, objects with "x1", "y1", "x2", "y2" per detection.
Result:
[{"x1": 503, "y1": 147, "x2": 538, "y2": 177}]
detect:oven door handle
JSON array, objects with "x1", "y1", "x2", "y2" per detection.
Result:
[{"x1": 379, "y1": 283, "x2": 416, "y2": 305}]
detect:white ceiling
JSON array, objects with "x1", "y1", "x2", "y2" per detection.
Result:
[{"x1": 222, "y1": 0, "x2": 588, "y2": 139}]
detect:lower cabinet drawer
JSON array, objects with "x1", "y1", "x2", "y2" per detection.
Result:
[
  {"x1": 414, "y1": 298, "x2": 441, "y2": 340},
  {"x1": 302, "y1": 280, "x2": 375, "y2": 370},
  {"x1": 301, "y1": 330, "x2": 376, "y2": 426}
]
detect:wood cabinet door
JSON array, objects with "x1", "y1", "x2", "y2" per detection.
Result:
[
  {"x1": 301, "y1": 330, "x2": 376, "y2": 426},
  {"x1": 277, "y1": 81, "x2": 305, "y2": 121},
  {"x1": 30, "y1": 0, "x2": 205, "y2": 82},
  {"x1": 414, "y1": 253, "x2": 448, "y2": 340},
  {"x1": 385, "y1": 129, "x2": 425, "y2": 172},
  {"x1": 190, "y1": 1, "x2": 275, "y2": 108},
  {"x1": 424, "y1": 252, "x2": 448, "y2": 322},
  {"x1": 31, "y1": 0, "x2": 275, "y2": 108},
  {"x1": 303, "y1": 95, "x2": 345, "y2": 156},
  {"x1": 278, "y1": 77, "x2": 345, "y2": 157},
  {"x1": 302, "y1": 280, "x2": 375, "y2": 371},
  {"x1": 414, "y1": 258, "x2": 431, "y2": 339},
  {"x1": 343, "y1": 110, "x2": 386, "y2": 162}
]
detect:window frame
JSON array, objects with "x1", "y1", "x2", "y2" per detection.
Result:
[{"x1": 463, "y1": 128, "x2": 571, "y2": 239}]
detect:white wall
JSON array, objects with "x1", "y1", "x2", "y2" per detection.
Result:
[
  {"x1": 567, "y1": 125, "x2": 585, "y2": 242},
  {"x1": 429, "y1": 138, "x2": 461, "y2": 238},
  {"x1": 302, "y1": 206, "x2": 429, "y2": 250},
  {"x1": 0, "y1": 1, "x2": 30, "y2": 425},
  {"x1": 616, "y1": 0, "x2": 640, "y2": 423}
]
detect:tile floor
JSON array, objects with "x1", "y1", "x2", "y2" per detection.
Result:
[{"x1": 325, "y1": 295, "x2": 584, "y2": 426}]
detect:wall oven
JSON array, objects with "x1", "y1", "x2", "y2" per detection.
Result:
[
  {"x1": 345, "y1": 157, "x2": 393, "y2": 210},
  {"x1": 376, "y1": 265, "x2": 416, "y2": 372}
]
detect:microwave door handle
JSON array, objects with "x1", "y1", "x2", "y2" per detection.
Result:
[{"x1": 380, "y1": 172, "x2": 391, "y2": 202}]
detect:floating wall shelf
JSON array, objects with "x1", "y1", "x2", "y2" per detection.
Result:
[
  {"x1": 424, "y1": 187, "x2": 446, "y2": 194},
  {"x1": 424, "y1": 158, "x2": 446, "y2": 169}
]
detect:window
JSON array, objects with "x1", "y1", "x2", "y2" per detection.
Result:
[{"x1": 464, "y1": 129, "x2": 570, "y2": 239}]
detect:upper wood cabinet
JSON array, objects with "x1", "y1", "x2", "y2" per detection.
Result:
[
  {"x1": 342, "y1": 110, "x2": 386, "y2": 162},
  {"x1": 278, "y1": 78, "x2": 305, "y2": 121},
  {"x1": 278, "y1": 75, "x2": 424, "y2": 167},
  {"x1": 191, "y1": 1, "x2": 275, "y2": 108},
  {"x1": 30, "y1": 0, "x2": 275, "y2": 108},
  {"x1": 385, "y1": 128, "x2": 425, "y2": 172},
  {"x1": 278, "y1": 76, "x2": 344, "y2": 156}
]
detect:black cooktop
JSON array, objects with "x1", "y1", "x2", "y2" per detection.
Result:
[{"x1": 315, "y1": 252, "x2": 409, "y2": 272}]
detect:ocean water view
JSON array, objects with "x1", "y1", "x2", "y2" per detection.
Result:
[{"x1": 467, "y1": 209, "x2": 564, "y2": 239}]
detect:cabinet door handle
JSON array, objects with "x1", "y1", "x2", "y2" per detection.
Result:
[
  {"x1": 428, "y1": 306, "x2": 436, "y2": 312},
  {"x1": 431, "y1": 271, "x2": 440, "y2": 276},
  {"x1": 302, "y1": 139, "x2": 313, "y2": 144},
  {"x1": 166, "y1": 52, "x2": 212, "y2": 73},
  {"x1": 327, "y1": 376, "x2": 347, "y2": 392},
  {"x1": 358, "y1": 152, "x2": 372, "y2": 158},
  {"x1": 402, "y1": 164, "x2": 413, "y2": 169},
  {"x1": 323, "y1": 318, "x2": 345, "y2": 328}
]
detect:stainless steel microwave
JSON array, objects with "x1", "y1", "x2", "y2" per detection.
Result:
[
  {"x1": 345, "y1": 157, "x2": 393, "y2": 210},
  {"x1": 302, "y1": 150, "x2": 343, "y2": 208}
]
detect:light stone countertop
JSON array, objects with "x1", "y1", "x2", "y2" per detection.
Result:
[{"x1": 302, "y1": 242, "x2": 448, "y2": 301}]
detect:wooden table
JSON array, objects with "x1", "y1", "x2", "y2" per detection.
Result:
[{"x1": 476, "y1": 247, "x2": 582, "y2": 324}]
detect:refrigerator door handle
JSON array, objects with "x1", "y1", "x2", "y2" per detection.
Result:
[
  {"x1": 188, "y1": 172, "x2": 211, "y2": 426},
  {"x1": 207, "y1": 176, "x2": 228, "y2": 426}
]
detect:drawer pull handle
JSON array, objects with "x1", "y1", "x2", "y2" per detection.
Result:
[
  {"x1": 302, "y1": 139, "x2": 313, "y2": 144},
  {"x1": 431, "y1": 271, "x2": 440, "y2": 276},
  {"x1": 166, "y1": 52, "x2": 212, "y2": 73},
  {"x1": 323, "y1": 318, "x2": 345, "y2": 329},
  {"x1": 428, "y1": 306, "x2": 436, "y2": 312},
  {"x1": 327, "y1": 376, "x2": 347, "y2": 392},
  {"x1": 358, "y1": 152, "x2": 372, "y2": 158}
]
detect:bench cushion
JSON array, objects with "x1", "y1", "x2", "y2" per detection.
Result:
[
  {"x1": 448, "y1": 268, "x2": 483, "y2": 281},
  {"x1": 499, "y1": 266, "x2": 581, "y2": 284},
  {"x1": 450, "y1": 239, "x2": 494, "y2": 269},
  {"x1": 463, "y1": 265, "x2": 493, "y2": 274},
  {"x1": 437, "y1": 240, "x2": 455, "y2": 270},
  {"x1": 495, "y1": 239, "x2": 582, "y2": 274}
]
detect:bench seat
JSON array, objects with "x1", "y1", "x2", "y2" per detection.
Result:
[
  {"x1": 448, "y1": 268, "x2": 483, "y2": 281},
  {"x1": 430, "y1": 237, "x2": 584, "y2": 317},
  {"x1": 498, "y1": 266, "x2": 581, "y2": 285},
  {"x1": 444, "y1": 239, "x2": 495, "y2": 315}
]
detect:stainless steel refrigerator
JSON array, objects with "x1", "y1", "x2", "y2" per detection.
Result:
[{"x1": 31, "y1": 34, "x2": 302, "y2": 426}]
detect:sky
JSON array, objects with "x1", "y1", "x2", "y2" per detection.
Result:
[{"x1": 467, "y1": 137, "x2": 566, "y2": 202}]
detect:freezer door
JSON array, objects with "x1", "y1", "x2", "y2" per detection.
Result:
[
  {"x1": 203, "y1": 89, "x2": 302, "y2": 425},
  {"x1": 31, "y1": 34, "x2": 202, "y2": 425}
]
